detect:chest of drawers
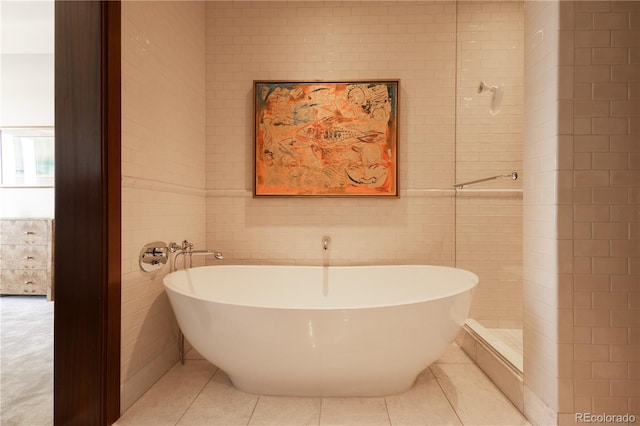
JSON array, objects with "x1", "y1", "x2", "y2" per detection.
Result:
[{"x1": 0, "y1": 218, "x2": 52, "y2": 298}]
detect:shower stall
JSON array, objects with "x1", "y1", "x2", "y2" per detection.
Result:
[{"x1": 453, "y1": 0, "x2": 525, "y2": 404}]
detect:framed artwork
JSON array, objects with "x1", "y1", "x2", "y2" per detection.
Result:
[{"x1": 254, "y1": 80, "x2": 399, "y2": 197}]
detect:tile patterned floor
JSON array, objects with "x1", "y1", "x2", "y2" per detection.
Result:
[{"x1": 115, "y1": 344, "x2": 530, "y2": 426}]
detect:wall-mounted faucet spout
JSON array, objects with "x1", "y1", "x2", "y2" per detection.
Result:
[{"x1": 191, "y1": 249, "x2": 224, "y2": 260}]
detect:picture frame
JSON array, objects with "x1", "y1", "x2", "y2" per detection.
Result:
[{"x1": 254, "y1": 80, "x2": 399, "y2": 197}]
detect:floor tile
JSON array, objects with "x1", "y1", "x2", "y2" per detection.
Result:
[
  {"x1": 184, "y1": 347, "x2": 204, "y2": 360},
  {"x1": 320, "y1": 397, "x2": 390, "y2": 426},
  {"x1": 386, "y1": 369, "x2": 461, "y2": 426},
  {"x1": 115, "y1": 360, "x2": 217, "y2": 425},
  {"x1": 177, "y1": 369, "x2": 258, "y2": 426},
  {"x1": 434, "y1": 342, "x2": 474, "y2": 364},
  {"x1": 431, "y1": 364, "x2": 530, "y2": 426},
  {"x1": 249, "y1": 396, "x2": 321, "y2": 425},
  {"x1": 115, "y1": 343, "x2": 534, "y2": 426}
]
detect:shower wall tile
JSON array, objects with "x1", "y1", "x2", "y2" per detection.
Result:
[
  {"x1": 523, "y1": 0, "x2": 563, "y2": 423},
  {"x1": 457, "y1": 193, "x2": 523, "y2": 328},
  {"x1": 524, "y1": 1, "x2": 640, "y2": 424},
  {"x1": 456, "y1": 1, "x2": 524, "y2": 329},
  {"x1": 524, "y1": 2, "x2": 640, "y2": 424},
  {"x1": 525, "y1": 1, "x2": 639, "y2": 421},
  {"x1": 567, "y1": 0, "x2": 640, "y2": 418},
  {"x1": 205, "y1": 1, "x2": 458, "y2": 267},
  {"x1": 121, "y1": 1, "x2": 207, "y2": 413}
]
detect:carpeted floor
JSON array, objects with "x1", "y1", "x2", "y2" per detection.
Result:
[{"x1": 0, "y1": 295, "x2": 53, "y2": 426}]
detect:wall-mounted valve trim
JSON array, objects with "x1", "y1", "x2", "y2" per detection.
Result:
[{"x1": 139, "y1": 241, "x2": 169, "y2": 272}]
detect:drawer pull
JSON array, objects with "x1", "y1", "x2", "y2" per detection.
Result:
[
  {"x1": 24, "y1": 256, "x2": 36, "y2": 260},
  {"x1": 24, "y1": 231, "x2": 37, "y2": 235},
  {"x1": 24, "y1": 281, "x2": 35, "y2": 285}
]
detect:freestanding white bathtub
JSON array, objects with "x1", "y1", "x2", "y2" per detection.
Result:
[{"x1": 163, "y1": 264, "x2": 478, "y2": 397}]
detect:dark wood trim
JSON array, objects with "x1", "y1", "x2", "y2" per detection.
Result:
[
  {"x1": 104, "y1": 2, "x2": 122, "y2": 425},
  {"x1": 54, "y1": 1, "x2": 121, "y2": 425}
]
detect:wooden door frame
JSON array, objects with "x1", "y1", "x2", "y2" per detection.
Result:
[{"x1": 54, "y1": 1, "x2": 121, "y2": 425}]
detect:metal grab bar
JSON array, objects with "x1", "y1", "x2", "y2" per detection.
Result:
[{"x1": 454, "y1": 172, "x2": 518, "y2": 189}]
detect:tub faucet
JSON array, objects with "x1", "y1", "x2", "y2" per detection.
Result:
[
  {"x1": 169, "y1": 240, "x2": 223, "y2": 271},
  {"x1": 167, "y1": 242, "x2": 223, "y2": 365},
  {"x1": 169, "y1": 240, "x2": 192, "y2": 271},
  {"x1": 191, "y1": 249, "x2": 224, "y2": 261}
]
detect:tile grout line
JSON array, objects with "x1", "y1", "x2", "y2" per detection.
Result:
[
  {"x1": 430, "y1": 365, "x2": 465, "y2": 426},
  {"x1": 173, "y1": 365, "x2": 219, "y2": 426},
  {"x1": 383, "y1": 396, "x2": 392, "y2": 426},
  {"x1": 246, "y1": 394, "x2": 260, "y2": 425},
  {"x1": 317, "y1": 398, "x2": 323, "y2": 426}
]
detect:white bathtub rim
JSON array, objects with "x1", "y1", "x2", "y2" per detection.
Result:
[{"x1": 163, "y1": 264, "x2": 479, "y2": 311}]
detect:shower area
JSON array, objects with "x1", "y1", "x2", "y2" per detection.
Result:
[{"x1": 454, "y1": 0, "x2": 525, "y2": 405}]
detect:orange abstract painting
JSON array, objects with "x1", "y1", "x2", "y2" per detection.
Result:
[{"x1": 254, "y1": 80, "x2": 398, "y2": 196}]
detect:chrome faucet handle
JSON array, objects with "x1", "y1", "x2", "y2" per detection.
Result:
[{"x1": 169, "y1": 240, "x2": 194, "y2": 253}]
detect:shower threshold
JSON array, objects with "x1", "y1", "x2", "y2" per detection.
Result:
[
  {"x1": 457, "y1": 319, "x2": 524, "y2": 414},
  {"x1": 465, "y1": 319, "x2": 523, "y2": 373}
]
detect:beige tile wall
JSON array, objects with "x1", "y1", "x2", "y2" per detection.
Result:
[
  {"x1": 456, "y1": 1, "x2": 524, "y2": 329},
  {"x1": 458, "y1": 192, "x2": 524, "y2": 328},
  {"x1": 524, "y1": 1, "x2": 639, "y2": 424},
  {"x1": 204, "y1": 1, "x2": 524, "y2": 287},
  {"x1": 456, "y1": 1, "x2": 524, "y2": 187},
  {"x1": 205, "y1": 1, "x2": 459, "y2": 266},
  {"x1": 120, "y1": 1, "x2": 207, "y2": 412},
  {"x1": 524, "y1": 1, "x2": 563, "y2": 423},
  {"x1": 562, "y1": 1, "x2": 639, "y2": 423}
]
